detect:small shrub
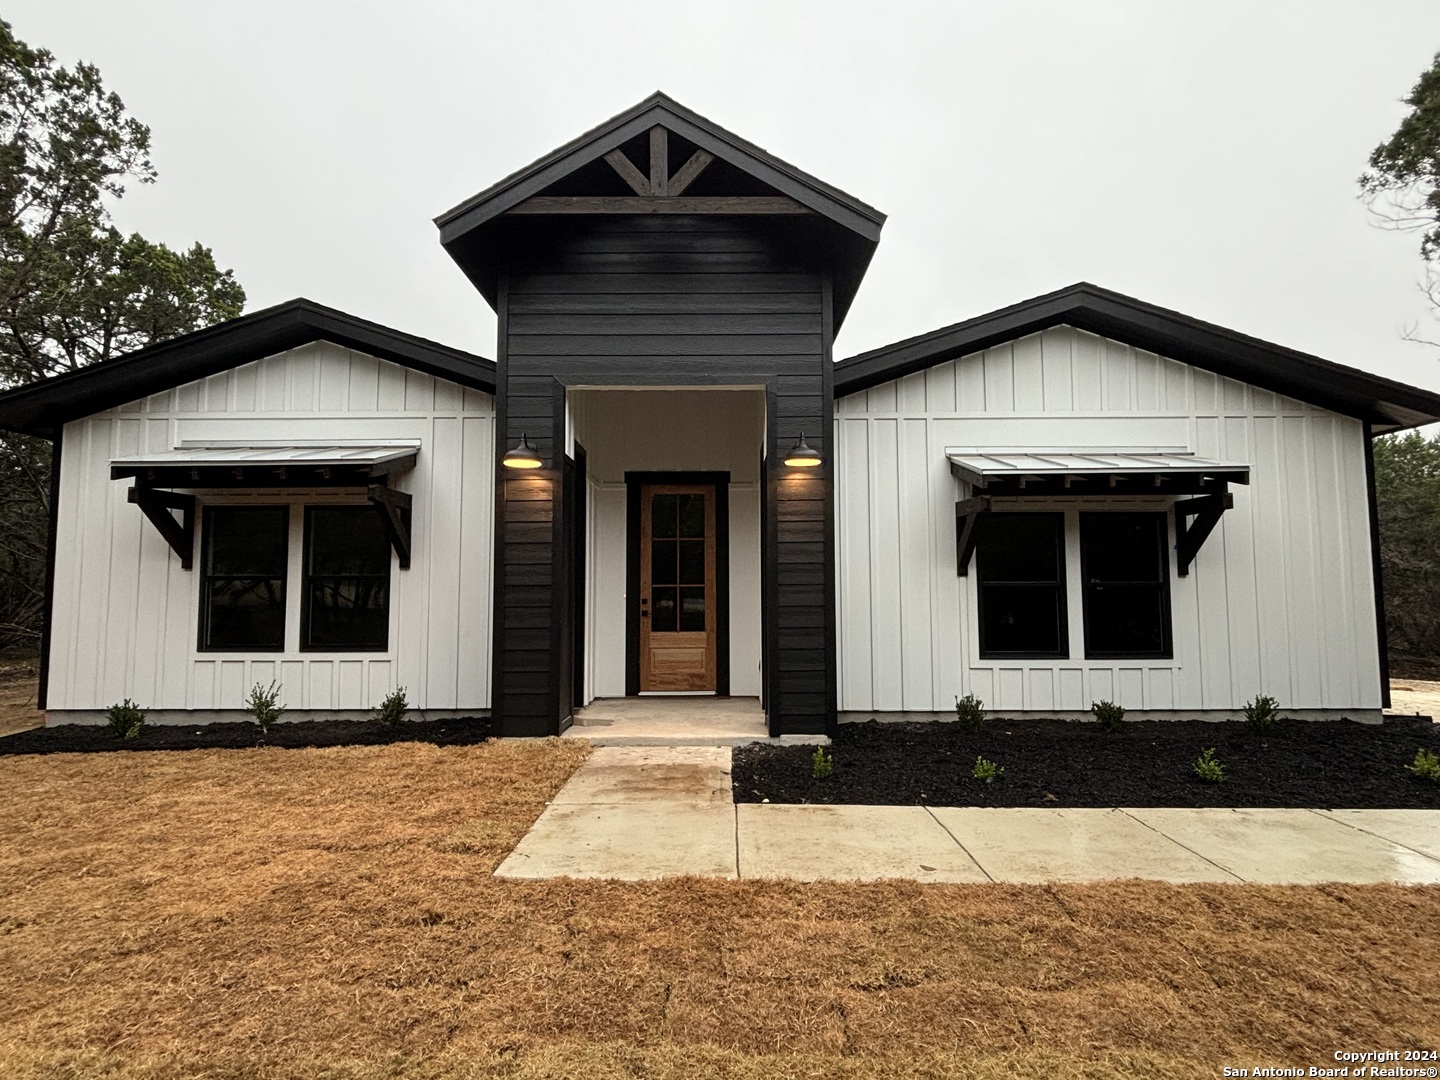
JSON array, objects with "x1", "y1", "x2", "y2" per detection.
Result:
[
  {"x1": 1091, "y1": 700, "x2": 1125, "y2": 731},
  {"x1": 245, "y1": 680, "x2": 286, "y2": 739},
  {"x1": 1193, "y1": 747, "x2": 1226, "y2": 783},
  {"x1": 811, "y1": 746, "x2": 834, "y2": 780},
  {"x1": 955, "y1": 693, "x2": 986, "y2": 730},
  {"x1": 106, "y1": 698, "x2": 147, "y2": 740},
  {"x1": 372, "y1": 686, "x2": 409, "y2": 727},
  {"x1": 1243, "y1": 694, "x2": 1280, "y2": 729},
  {"x1": 971, "y1": 755, "x2": 1004, "y2": 783},
  {"x1": 1407, "y1": 747, "x2": 1440, "y2": 782}
]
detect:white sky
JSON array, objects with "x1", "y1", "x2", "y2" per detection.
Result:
[{"x1": 19, "y1": 1, "x2": 1440, "y2": 393}]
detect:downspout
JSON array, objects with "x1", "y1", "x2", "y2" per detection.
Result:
[{"x1": 1362, "y1": 421, "x2": 1391, "y2": 709}]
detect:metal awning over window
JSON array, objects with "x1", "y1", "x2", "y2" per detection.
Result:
[
  {"x1": 110, "y1": 443, "x2": 419, "y2": 572},
  {"x1": 110, "y1": 442, "x2": 420, "y2": 486},
  {"x1": 948, "y1": 447, "x2": 1250, "y2": 580},
  {"x1": 945, "y1": 447, "x2": 1249, "y2": 494}
]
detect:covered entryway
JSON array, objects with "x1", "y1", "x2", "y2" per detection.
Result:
[
  {"x1": 569, "y1": 387, "x2": 763, "y2": 708},
  {"x1": 444, "y1": 93, "x2": 875, "y2": 736}
]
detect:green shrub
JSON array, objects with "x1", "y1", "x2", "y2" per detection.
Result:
[
  {"x1": 1243, "y1": 694, "x2": 1280, "y2": 728},
  {"x1": 811, "y1": 746, "x2": 833, "y2": 780},
  {"x1": 1091, "y1": 700, "x2": 1125, "y2": 731},
  {"x1": 1193, "y1": 747, "x2": 1225, "y2": 783},
  {"x1": 106, "y1": 698, "x2": 147, "y2": 740},
  {"x1": 971, "y1": 755, "x2": 1004, "y2": 782},
  {"x1": 245, "y1": 680, "x2": 286, "y2": 739},
  {"x1": 372, "y1": 686, "x2": 409, "y2": 727},
  {"x1": 1406, "y1": 747, "x2": 1440, "y2": 782},
  {"x1": 955, "y1": 693, "x2": 986, "y2": 730}
]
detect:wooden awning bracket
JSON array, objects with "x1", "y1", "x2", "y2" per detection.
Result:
[
  {"x1": 955, "y1": 496, "x2": 992, "y2": 576},
  {"x1": 127, "y1": 486, "x2": 196, "y2": 570},
  {"x1": 368, "y1": 484, "x2": 413, "y2": 570},
  {"x1": 1174, "y1": 487, "x2": 1234, "y2": 577}
]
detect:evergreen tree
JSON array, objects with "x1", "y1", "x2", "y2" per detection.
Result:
[{"x1": 0, "y1": 19, "x2": 244, "y2": 650}]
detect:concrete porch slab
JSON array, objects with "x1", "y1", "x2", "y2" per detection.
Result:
[
  {"x1": 927, "y1": 807, "x2": 1241, "y2": 883},
  {"x1": 562, "y1": 696, "x2": 826, "y2": 747},
  {"x1": 736, "y1": 804, "x2": 989, "y2": 882},
  {"x1": 1123, "y1": 808, "x2": 1440, "y2": 884},
  {"x1": 1314, "y1": 809, "x2": 1440, "y2": 861}
]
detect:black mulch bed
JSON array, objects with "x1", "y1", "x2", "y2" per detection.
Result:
[
  {"x1": 0, "y1": 717, "x2": 493, "y2": 756},
  {"x1": 732, "y1": 716, "x2": 1440, "y2": 809}
]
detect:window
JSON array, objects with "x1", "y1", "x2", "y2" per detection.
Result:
[
  {"x1": 976, "y1": 513, "x2": 1068, "y2": 658},
  {"x1": 1080, "y1": 512, "x2": 1172, "y2": 659},
  {"x1": 303, "y1": 506, "x2": 392, "y2": 650},
  {"x1": 200, "y1": 506, "x2": 289, "y2": 650}
]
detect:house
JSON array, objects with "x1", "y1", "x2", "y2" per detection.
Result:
[{"x1": 2, "y1": 92, "x2": 1438, "y2": 736}]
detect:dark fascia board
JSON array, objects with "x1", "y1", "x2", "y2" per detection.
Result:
[
  {"x1": 0, "y1": 299, "x2": 496, "y2": 439},
  {"x1": 835, "y1": 282, "x2": 1440, "y2": 434},
  {"x1": 434, "y1": 92, "x2": 886, "y2": 245}
]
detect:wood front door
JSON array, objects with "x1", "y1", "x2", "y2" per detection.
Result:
[{"x1": 639, "y1": 484, "x2": 717, "y2": 692}]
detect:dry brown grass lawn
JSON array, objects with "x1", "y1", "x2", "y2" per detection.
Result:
[{"x1": 0, "y1": 736, "x2": 1437, "y2": 1080}]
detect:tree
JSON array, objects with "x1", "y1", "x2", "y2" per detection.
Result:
[
  {"x1": 0, "y1": 19, "x2": 244, "y2": 651},
  {"x1": 1372, "y1": 431, "x2": 1440, "y2": 674},
  {"x1": 1361, "y1": 51, "x2": 1440, "y2": 325}
]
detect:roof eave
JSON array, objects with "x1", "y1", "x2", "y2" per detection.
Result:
[
  {"x1": 0, "y1": 299, "x2": 495, "y2": 439},
  {"x1": 834, "y1": 283, "x2": 1440, "y2": 433}
]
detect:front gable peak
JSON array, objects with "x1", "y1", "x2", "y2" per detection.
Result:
[{"x1": 435, "y1": 93, "x2": 884, "y2": 326}]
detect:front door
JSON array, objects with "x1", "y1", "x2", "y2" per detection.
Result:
[{"x1": 640, "y1": 484, "x2": 716, "y2": 691}]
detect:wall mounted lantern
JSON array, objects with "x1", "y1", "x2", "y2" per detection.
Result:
[
  {"x1": 783, "y1": 433, "x2": 822, "y2": 468},
  {"x1": 502, "y1": 434, "x2": 543, "y2": 469}
]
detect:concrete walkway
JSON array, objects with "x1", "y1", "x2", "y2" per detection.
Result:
[{"x1": 494, "y1": 746, "x2": 1440, "y2": 884}]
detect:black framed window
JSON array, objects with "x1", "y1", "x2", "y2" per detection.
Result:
[
  {"x1": 1080, "y1": 512, "x2": 1172, "y2": 659},
  {"x1": 303, "y1": 506, "x2": 391, "y2": 650},
  {"x1": 200, "y1": 506, "x2": 288, "y2": 651},
  {"x1": 976, "y1": 513, "x2": 1068, "y2": 659}
]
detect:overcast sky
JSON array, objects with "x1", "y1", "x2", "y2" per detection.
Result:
[{"x1": 16, "y1": 1, "x2": 1440, "y2": 393}]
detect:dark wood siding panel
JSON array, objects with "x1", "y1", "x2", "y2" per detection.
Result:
[
  {"x1": 508, "y1": 335, "x2": 824, "y2": 356},
  {"x1": 509, "y1": 273, "x2": 822, "y2": 295},
  {"x1": 508, "y1": 312, "x2": 822, "y2": 335},
  {"x1": 494, "y1": 216, "x2": 836, "y2": 736},
  {"x1": 512, "y1": 292, "x2": 822, "y2": 315}
]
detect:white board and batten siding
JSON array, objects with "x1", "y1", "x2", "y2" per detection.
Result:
[
  {"x1": 50, "y1": 342, "x2": 495, "y2": 720},
  {"x1": 835, "y1": 325, "x2": 1382, "y2": 718}
]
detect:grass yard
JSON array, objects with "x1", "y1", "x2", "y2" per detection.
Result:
[{"x1": 1, "y1": 737, "x2": 1437, "y2": 1079}]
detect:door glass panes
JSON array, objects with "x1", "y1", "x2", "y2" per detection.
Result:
[
  {"x1": 650, "y1": 492, "x2": 707, "y2": 634},
  {"x1": 679, "y1": 587, "x2": 706, "y2": 630},
  {"x1": 678, "y1": 540, "x2": 705, "y2": 584},
  {"x1": 651, "y1": 541, "x2": 678, "y2": 584},
  {"x1": 678, "y1": 494, "x2": 705, "y2": 537},
  {"x1": 651, "y1": 494, "x2": 678, "y2": 538},
  {"x1": 652, "y1": 591, "x2": 677, "y2": 632},
  {"x1": 201, "y1": 506, "x2": 288, "y2": 650}
]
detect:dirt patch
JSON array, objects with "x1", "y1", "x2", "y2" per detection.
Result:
[
  {"x1": 1389, "y1": 652, "x2": 1440, "y2": 681},
  {"x1": 0, "y1": 715, "x2": 493, "y2": 755},
  {"x1": 734, "y1": 716, "x2": 1440, "y2": 808},
  {"x1": 1, "y1": 739, "x2": 1437, "y2": 1077},
  {"x1": 0, "y1": 667, "x2": 41, "y2": 738}
]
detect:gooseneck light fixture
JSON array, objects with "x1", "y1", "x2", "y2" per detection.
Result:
[
  {"x1": 502, "y1": 433, "x2": 543, "y2": 469},
  {"x1": 783, "y1": 433, "x2": 822, "y2": 468}
]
